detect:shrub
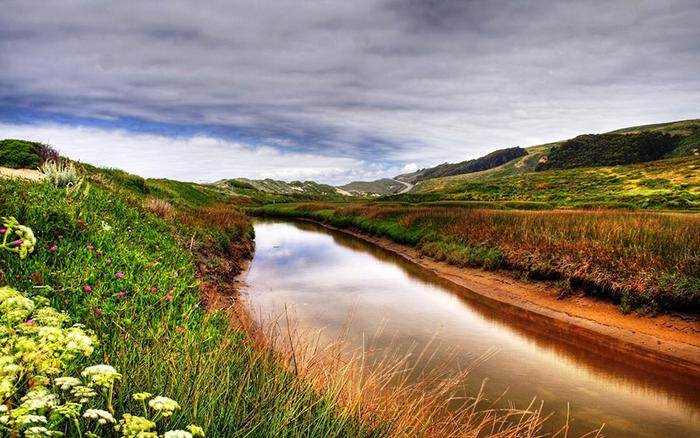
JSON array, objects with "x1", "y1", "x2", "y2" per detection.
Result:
[
  {"x1": 536, "y1": 132, "x2": 679, "y2": 171},
  {"x1": 143, "y1": 197, "x2": 174, "y2": 218},
  {"x1": 40, "y1": 161, "x2": 82, "y2": 188},
  {"x1": 0, "y1": 139, "x2": 43, "y2": 169}
]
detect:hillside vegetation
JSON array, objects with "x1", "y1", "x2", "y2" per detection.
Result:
[
  {"x1": 536, "y1": 132, "x2": 680, "y2": 171},
  {"x1": 0, "y1": 139, "x2": 53, "y2": 169},
  {"x1": 397, "y1": 147, "x2": 527, "y2": 183},
  {"x1": 337, "y1": 178, "x2": 407, "y2": 196}
]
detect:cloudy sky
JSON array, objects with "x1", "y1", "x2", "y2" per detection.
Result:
[{"x1": 1, "y1": 0, "x2": 698, "y2": 184}]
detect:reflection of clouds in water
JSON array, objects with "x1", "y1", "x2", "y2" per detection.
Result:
[{"x1": 247, "y1": 221, "x2": 700, "y2": 437}]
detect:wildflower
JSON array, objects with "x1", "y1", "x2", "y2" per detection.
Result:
[
  {"x1": 101, "y1": 221, "x2": 112, "y2": 231},
  {"x1": 87, "y1": 244, "x2": 94, "y2": 250},
  {"x1": 0, "y1": 228, "x2": 5, "y2": 234},
  {"x1": 95, "y1": 308, "x2": 103, "y2": 315},
  {"x1": 83, "y1": 285, "x2": 92, "y2": 293},
  {"x1": 51, "y1": 402, "x2": 81, "y2": 420},
  {"x1": 162, "y1": 335, "x2": 169, "y2": 341},
  {"x1": 13, "y1": 239, "x2": 23, "y2": 246},
  {"x1": 64, "y1": 326, "x2": 95, "y2": 357},
  {"x1": 83, "y1": 408, "x2": 116, "y2": 425},
  {"x1": 70, "y1": 385, "x2": 97, "y2": 403},
  {"x1": 55, "y1": 377, "x2": 82, "y2": 390},
  {"x1": 18, "y1": 414, "x2": 47, "y2": 427},
  {"x1": 119, "y1": 290, "x2": 127, "y2": 298},
  {"x1": 1, "y1": 217, "x2": 37, "y2": 259},
  {"x1": 132, "y1": 392, "x2": 152, "y2": 401},
  {"x1": 81, "y1": 364, "x2": 121, "y2": 388},
  {"x1": 115, "y1": 271, "x2": 125, "y2": 279},
  {"x1": 163, "y1": 431, "x2": 193, "y2": 438},
  {"x1": 26, "y1": 318, "x2": 35, "y2": 325},
  {"x1": 150, "y1": 286, "x2": 158, "y2": 293},
  {"x1": 164, "y1": 294, "x2": 173, "y2": 301},
  {"x1": 187, "y1": 425, "x2": 206, "y2": 437},
  {"x1": 148, "y1": 396, "x2": 180, "y2": 417},
  {"x1": 49, "y1": 245, "x2": 58, "y2": 253},
  {"x1": 106, "y1": 259, "x2": 113, "y2": 265},
  {"x1": 24, "y1": 426, "x2": 53, "y2": 437},
  {"x1": 115, "y1": 413, "x2": 156, "y2": 436},
  {"x1": 19, "y1": 388, "x2": 57, "y2": 411}
]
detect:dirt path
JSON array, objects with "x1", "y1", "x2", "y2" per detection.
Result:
[
  {"x1": 392, "y1": 178, "x2": 414, "y2": 194},
  {"x1": 294, "y1": 218, "x2": 700, "y2": 376},
  {"x1": 0, "y1": 166, "x2": 45, "y2": 181}
]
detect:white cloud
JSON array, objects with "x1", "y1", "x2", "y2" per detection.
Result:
[{"x1": 0, "y1": 122, "x2": 402, "y2": 184}]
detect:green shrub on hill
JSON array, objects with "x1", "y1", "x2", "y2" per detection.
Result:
[
  {"x1": 536, "y1": 132, "x2": 679, "y2": 171},
  {"x1": 0, "y1": 139, "x2": 43, "y2": 169}
]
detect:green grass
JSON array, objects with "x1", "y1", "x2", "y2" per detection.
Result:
[
  {"x1": 252, "y1": 203, "x2": 700, "y2": 313},
  {"x1": 404, "y1": 156, "x2": 700, "y2": 210},
  {"x1": 0, "y1": 177, "x2": 385, "y2": 436}
]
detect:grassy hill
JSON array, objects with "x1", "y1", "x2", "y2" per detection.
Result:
[
  {"x1": 397, "y1": 147, "x2": 527, "y2": 183},
  {"x1": 214, "y1": 177, "x2": 351, "y2": 200},
  {"x1": 337, "y1": 178, "x2": 406, "y2": 196}
]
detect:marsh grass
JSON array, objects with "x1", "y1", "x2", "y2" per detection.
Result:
[{"x1": 252, "y1": 203, "x2": 700, "y2": 312}]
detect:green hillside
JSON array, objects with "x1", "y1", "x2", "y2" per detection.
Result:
[{"x1": 337, "y1": 178, "x2": 406, "y2": 195}]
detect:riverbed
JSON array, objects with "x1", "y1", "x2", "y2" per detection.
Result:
[{"x1": 245, "y1": 220, "x2": 700, "y2": 437}]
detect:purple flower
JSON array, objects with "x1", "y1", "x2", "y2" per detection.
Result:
[
  {"x1": 115, "y1": 272, "x2": 125, "y2": 279},
  {"x1": 83, "y1": 285, "x2": 92, "y2": 293},
  {"x1": 50, "y1": 245, "x2": 58, "y2": 253},
  {"x1": 12, "y1": 239, "x2": 23, "y2": 246},
  {"x1": 106, "y1": 259, "x2": 113, "y2": 265},
  {"x1": 0, "y1": 229, "x2": 6, "y2": 235},
  {"x1": 26, "y1": 318, "x2": 35, "y2": 325},
  {"x1": 118, "y1": 290, "x2": 126, "y2": 297}
]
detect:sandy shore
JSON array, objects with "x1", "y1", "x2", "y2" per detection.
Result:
[{"x1": 292, "y1": 218, "x2": 700, "y2": 376}]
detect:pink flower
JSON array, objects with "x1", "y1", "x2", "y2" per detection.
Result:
[
  {"x1": 50, "y1": 245, "x2": 58, "y2": 253},
  {"x1": 106, "y1": 259, "x2": 113, "y2": 265},
  {"x1": 95, "y1": 308, "x2": 103, "y2": 315},
  {"x1": 26, "y1": 318, "x2": 35, "y2": 325},
  {"x1": 150, "y1": 286, "x2": 158, "y2": 293},
  {"x1": 164, "y1": 294, "x2": 173, "y2": 301},
  {"x1": 87, "y1": 244, "x2": 94, "y2": 250},
  {"x1": 13, "y1": 239, "x2": 23, "y2": 246},
  {"x1": 115, "y1": 272, "x2": 125, "y2": 279},
  {"x1": 83, "y1": 285, "x2": 92, "y2": 293},
  {"x1": 0, "y1": 229, "x2": 6, "y2": 234},
  {"x1": 118, "y1": 290, "x2": 127, "y2": 298},
  {"x1": 162, "y1": 335, "x2": 169, "y2": 340}
]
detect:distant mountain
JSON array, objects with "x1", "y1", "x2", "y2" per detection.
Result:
[
  {"x1": 337, "y1": 178, "x2": 408, "y2": 196},
  {"x1": 215, "y1": 178, "x2": 345, "y2": 197},
  {"x1": 396, "y1": 147, "x2": 527, "y2": 184}
]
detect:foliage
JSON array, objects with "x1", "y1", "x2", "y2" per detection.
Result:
[
  {"x1": 0, "y1": 139, "x2": 44, "y2": 169},
  {"x1": 40, "y1": 161, "x2": 83, "y2": 188},
  {"x1": 0, "y1": 285, "x2": 204, "y2": 437},
  {"x1": 1, "y1": 217, "x2": 37, "y2": 259},
  {"x1": 0, "y1": 178, "x2": 383, "y2": 436},
  {"x1": 535, "y1": 132, "x2": 679, "y2": 171},
  {"x1": 399, "y1": 147, "x2": 527, "y2": 183},
  {"x1": 253, "y1": 203, "x2": 700, "y2": 313}
]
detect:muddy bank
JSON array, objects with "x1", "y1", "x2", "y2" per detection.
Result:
[{"x1": 287, "y1": 217, "x2": 700, "y2": 376}]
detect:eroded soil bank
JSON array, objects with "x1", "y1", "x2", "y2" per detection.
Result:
[{"x1": 290, "y1": 218, "x2": 700, "y2": 376}]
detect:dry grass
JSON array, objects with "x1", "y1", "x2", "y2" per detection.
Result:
[
  {"x1": 143, "y1": 196, "x2": 175, "y2": 218},
  {"x1": 244, "y1": 307, "x2": 601, "y2": 438}
]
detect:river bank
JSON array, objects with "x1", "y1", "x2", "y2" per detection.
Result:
[{"x1": 252, "y1": 213, "x2": 700, "y2": 377}]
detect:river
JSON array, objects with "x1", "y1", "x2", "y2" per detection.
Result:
[{"x1": 245, "y1": 220, "x2": 700, "y2": 437}]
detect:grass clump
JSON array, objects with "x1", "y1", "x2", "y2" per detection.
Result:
[{"x1": 40, "y1": 160, "x2": 82, "y2": 188}]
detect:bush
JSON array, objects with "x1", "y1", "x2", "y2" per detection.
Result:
[
  {"x1": 536, "y1": 132, "x2": 679, "y2": 171},
  {"x1": 0, "y1": 139, "x2": 43, "y2": 169},
  {"x1": 40, "y1": 161, "x2": 82, "y2": 188}
]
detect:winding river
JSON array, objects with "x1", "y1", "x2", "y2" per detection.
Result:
[{"x1": 245, "y1": 220, "x2": 700, "y2": 437}]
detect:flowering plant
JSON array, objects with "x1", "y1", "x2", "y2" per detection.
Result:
[
  {"x1": 0, "y1": 286, "x2": 204, "y2": 437},
  {"x1": 0, "y1": 217, "x2": 36, "y2": 259}
]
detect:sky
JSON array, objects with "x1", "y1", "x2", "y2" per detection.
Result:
[{"x1": 1, "y1": 0, "x2": 699, "y2": 184}]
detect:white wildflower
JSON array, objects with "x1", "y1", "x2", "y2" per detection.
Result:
[
  {"x1": 54, "y1": 377, "x2": 81, "y2": 390},
  {"x1": 148, "y1": 396, "x2": 180, "y2": 417},
  {"x1": 24, "y1": 426, "x2": 54, "y2": 437},
  {"x1": 83, "y1": 408, "x2": 115, "y2": 425},
  {"x1": 186, "y1": 425, "x2": 205, "y2": 437},
  {"x1": 163, "y1": 431, "x2": 193, "y2": 438},
  {"x1": 81, "y1": 364, "x2": 121, "y2": 387},
  {"x1": 132, "y1": 391, "x2": 152, "y2": 401}
]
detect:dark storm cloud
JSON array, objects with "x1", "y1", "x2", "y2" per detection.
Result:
[{"x1": 0, "y1": 0, "x2": 698, "y2": 182}]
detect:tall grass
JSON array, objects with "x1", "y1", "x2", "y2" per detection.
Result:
[{"x1": 252, "y1": 203, "x2": 700, "y2": 312}]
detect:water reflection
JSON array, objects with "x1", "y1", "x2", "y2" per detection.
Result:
[{"x1": 246, "y1": 220, "x2": 700, "y2": 437}]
